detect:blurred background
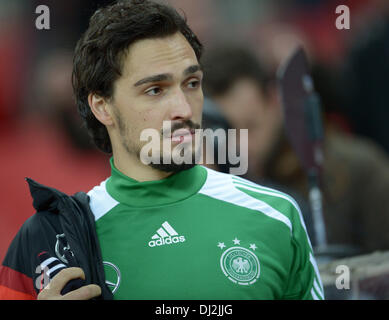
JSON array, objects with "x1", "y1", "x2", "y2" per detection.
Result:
[{"x1": 1, "y1": 0, "x2": 389, "y2": 298}]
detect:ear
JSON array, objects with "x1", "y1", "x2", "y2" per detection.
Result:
[{"x1": 88, "y1": 93, "x2": 114, "y2": 126}]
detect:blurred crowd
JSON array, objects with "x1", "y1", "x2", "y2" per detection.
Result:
[{"x1": 1, "y1": 0, "x2": 389, "y2": 262}]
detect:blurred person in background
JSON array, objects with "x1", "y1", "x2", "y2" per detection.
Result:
[{"x1": 202, "y1": 45, "x2": 389, "y2": 255}]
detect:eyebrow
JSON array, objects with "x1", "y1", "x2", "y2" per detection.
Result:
[
  {"x1": 133, "y1": 64, "x2": 202, "y2": 87},
  {"x1": 183, "y1": 64, "x2": 202, "y2": 76}
]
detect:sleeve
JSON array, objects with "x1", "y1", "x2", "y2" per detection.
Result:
[
  {"x1": 282, "y1": 203, "x2": 325, "y2": 300},
  {"x1": 0, "y1": 218, "x2": 38, "y2": 300}
]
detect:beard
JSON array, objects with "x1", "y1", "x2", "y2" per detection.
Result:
[
  {"x1": 149, "y1": 154, "x2": 198, "y2": 173},
  {"x1": 115, "y1": 112, "x2": 202, "y2": 173}
]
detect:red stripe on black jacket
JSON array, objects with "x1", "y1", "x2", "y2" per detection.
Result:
[{"x1": 0, "y1": 266, "x2": 36, "y2": 300}]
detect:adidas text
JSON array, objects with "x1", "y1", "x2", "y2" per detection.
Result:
[{"x1": 148, "y1": 236, "x2": 186, "y2": 247}]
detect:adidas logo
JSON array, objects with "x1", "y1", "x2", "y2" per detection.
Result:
[{"x1": 148, "y1": 221, "x2": 186, "y2": 247}]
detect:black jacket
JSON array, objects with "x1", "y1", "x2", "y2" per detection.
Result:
[{"x1": 0, "y1": 178, "x2": 113, "y2": 300}]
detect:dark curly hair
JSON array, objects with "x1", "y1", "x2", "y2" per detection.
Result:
[{"x1": 72, "y1": 0, "x2": 203, "y2": 153}]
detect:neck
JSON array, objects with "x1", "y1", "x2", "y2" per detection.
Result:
[
  {"x1": 112, "y1": 149, "x2": 173, "y2": 182},
  {"x1": 106, "y1": 157, "x2": 207, "y2": 208}
]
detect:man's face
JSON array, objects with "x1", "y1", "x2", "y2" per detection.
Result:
[
  {"x1": 214, "y1": 78, "x2": 283, "y2": 175},
  {"x1": 109, "y1": 32, "x2": 204, "y2": 172},
  {"x1": 214, "y1": 78, "x2": 266, "y2": 133}
]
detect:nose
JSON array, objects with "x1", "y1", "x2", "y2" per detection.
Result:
[{"x1": 169, "y1": 87, "x2": 193, "y2": 121}]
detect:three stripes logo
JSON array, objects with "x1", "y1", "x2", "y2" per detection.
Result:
[
  {"x1": 148, "y1": 221, "x2": 185, "y2": 247},
  {"x1": 35, "y1": 251, "x2": 67, "y2": 291}
]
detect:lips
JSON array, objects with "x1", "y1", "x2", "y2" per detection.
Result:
[{"x1": 170, "y1": 128, "x2": 195, "y2": 143}]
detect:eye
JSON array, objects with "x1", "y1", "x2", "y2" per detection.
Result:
[
  {"x1": 186, "y1": 79, "x2": 201, "y2": 89},
  {"x1": 145, "y1": 86, "x2": 163, "y2": 96}
]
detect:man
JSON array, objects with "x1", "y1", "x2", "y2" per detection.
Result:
[{"x1": 0, "y1": 0, "x2": 323, "y2": 300}]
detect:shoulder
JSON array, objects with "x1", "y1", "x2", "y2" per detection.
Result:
[
  {"x1": 327, "y1": 130, "x2": 389, "y2": 168},
  {"x1": 199, "y1": 166, "x2": 301, "y2": 213},
  {"x1": 87, "y1": 178, "x2": 119, "y2": 221},
  {"x1": 2, "y1": 210, "x2": 58, "y2": 276},
  {"x1": 199, "y1": 166, "x2": 306, "y2": 235},
  {"x1": 13, "y1": 211, "x2": 57, "y2": 244}
]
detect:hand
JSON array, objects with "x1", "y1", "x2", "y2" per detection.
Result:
[{"x1": 37, "y1": 267, "x2": 102, "y2": 300}]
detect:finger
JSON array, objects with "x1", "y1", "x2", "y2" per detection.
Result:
[
  {"x1": 47, "y1": 267, "x2": 86, "y2": 293},
  {"x1": 62, "y1": 284, "x2": 102, "y2": 300}
]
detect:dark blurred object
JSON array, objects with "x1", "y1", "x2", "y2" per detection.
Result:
[
  {"x1": 277, "y1": 47, "x2": 376, "y2": 263},
  {"x1": 277, "y1": 47, "x2": 324, "y2": 175},
  {"x1": 342, "y1": 17, "x2": 389, "y2": 155},
  {"x1": 278, "y1": 47, "x2": 327, "y2": 251}
]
